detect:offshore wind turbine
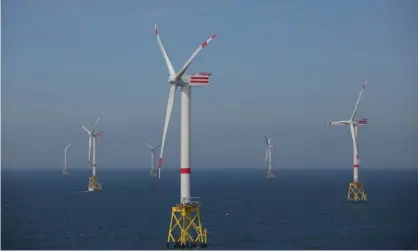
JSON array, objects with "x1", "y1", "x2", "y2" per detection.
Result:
[
  {"x1": 60, "y1": 142, "x2": 71, "y2": 175},
  {"x1": 154, "y1": 21, "x2": 214, "y2": 248},
  {"x1": 327, "y1": 79, "x2": 369, "y2": 202},
  {"x1": 264, "y1": 136, "x2": 275, "y2": 179},
  {"x1": 81, "y1": 112, "x2": 104, "y2": 192},
  {"x1": 145, "y1": 141, "x2": 161, "y2": 177}
]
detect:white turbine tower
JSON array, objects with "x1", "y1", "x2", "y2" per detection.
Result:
[
  {"x1": 327, "y1": 79, "x2": 369, "y2": 202},
  {"x1": 60, "y1": 142, "x2": 71, "y2": 175},
  {"x1": 154, "y1": 22, "x2": 214, "y2": 249},
  {"x1": 264, "y1": 136, "x2": 275, "y2": 179},
  {"x1": 145, "y1": 141, "x2": 161, "y2": 177},
  {"x1": 81, "y1": 112, "x2": 104, "y2": 192}
]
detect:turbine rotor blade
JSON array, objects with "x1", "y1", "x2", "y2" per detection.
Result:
[
  {"x1": 350, "y1": 79, "x2": 368, "y2": 120},
  {"x1": 154, "y1": 21, "x2": 176, "y2": 76},
  {"x1": 65, "y1": 142, "x2": 71, "y2": 151},
  {"x1": 91, "y1": 112, "x2": 104, "y2": 132},
  {"x1": 81, "y1": 125, "x2": 91, "y2": 135},
  {"x1": 158, "y1": 84, "x2": 177, "y2": 179},
  {"x1": 145, "y1": 141, "x2": 154, "y2": 149},
  {"x1": 327, "y1": 120, "x2": 350, "y2": 126},
  {"x1": 175, "y1": 34, "x2": 217, "y2": 81},
  {"x1": 265, "y1": 136, "x2": 269, "y2": 145}
]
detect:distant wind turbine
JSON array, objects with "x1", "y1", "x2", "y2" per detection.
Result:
[
  {"x1": 81, "y1": 112, "x2": 104, "y2": 192},
  {"x1": 264, "y1": 136, "x2": 275, "y2": 179},
  {"x1": 145, "y1": 141, "x2": 161, "y2": 177},
  {"x1": 60, "y1": 142, "x2": 71, "y2": 175}
]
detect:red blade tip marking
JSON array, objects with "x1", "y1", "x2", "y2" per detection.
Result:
[
  {"x1": 158, "y1": 158, "x2": 162, "y2": 168},
  {"x1": 154, "y1": 21, "x2": 158, "y2": 35}
]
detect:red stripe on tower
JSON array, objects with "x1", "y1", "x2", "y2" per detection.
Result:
[
  {"x1": 354, "y1": 164, "x2": 359, "y2": 167},
  {"x1": 180, "y1": 168, "x2": 191, "y2": 174}
]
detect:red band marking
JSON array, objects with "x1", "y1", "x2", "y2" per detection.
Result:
[
  {"x1": 354, "y1": 164, "x2": 359, "y2": 167},
  {"x1": 190, "y1": 81, "x2": 209, "y2": 84},
  {"x1": 159, "y1": 158, "x2": 162, "y2": 168},
  {"x1": 190, "y1": 76, "x2": 209, "y2": 79},
  {"x1": 180, "y1": 168, "x2": 191, "y2": 174}
]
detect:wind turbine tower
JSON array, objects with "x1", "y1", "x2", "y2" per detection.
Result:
[
  {"x1": 154, "y1": 22, "x2": 215, "y2": 249},
  {"x1": 264, "y1": 136, "x2": 275, "y2": 179},
  {"x1": 327, "y1": 79, "x2": 369, "y2": 202},
  {"x1": 145, "y1": 141, "x2": 161, "y2": 177},
  {"x1": 60, "y1": 142, "x2": 71, "y2": 175},
  {"x1": 81, "y1": 112, "x2": 104, "y2": 192}
]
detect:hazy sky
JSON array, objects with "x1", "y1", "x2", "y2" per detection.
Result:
[{"x1": 2, "y1": 0, "x2": 417, "y2": 170}]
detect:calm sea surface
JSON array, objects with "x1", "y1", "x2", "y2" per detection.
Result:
[{"x1": 2, "y1": 168, "x2": 418, "y2": 249}]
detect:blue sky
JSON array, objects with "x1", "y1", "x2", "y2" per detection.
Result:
[{"x1": 2, "y1": 0, "x2": 417, "y2": 170}]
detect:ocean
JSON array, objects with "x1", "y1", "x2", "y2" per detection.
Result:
[{"x1": 2, "y1": 168, "x2": 418, "y2": 250}]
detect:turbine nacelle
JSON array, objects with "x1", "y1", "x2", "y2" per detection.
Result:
[
  {"x1": 168, "y1": 73, "x2": 211, "y2": 87},
  {"x1": 94, "y1": 132, "x2": 104, "y2": 137}
]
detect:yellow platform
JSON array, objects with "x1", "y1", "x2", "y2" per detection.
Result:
[
  {"x1": 347, "y1": 181, "x2": 367, "y2": 202},
  {"x1": 88, "y1": 175, "x2": 102, "y2": 191},
  {"x1": 150, "y1": 169, "x2": 158, "y2": 177},
  {"x1": 266, "y1": 170, "x2": 275, "y2": 179},
  {"x1": 167, "y1": 203, "x2": 207, "y2": 249}
]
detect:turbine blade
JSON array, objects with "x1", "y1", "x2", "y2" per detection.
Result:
[
  {"x1": 175, "y1": 34, "x2": 217, "y2": 80},
  {"x1": 81, "y1": 125, "x2": 91, "y2": 135},
  {"x1": 327, "y1": 120, "x2": 350, "y2": 126},
  {"x1": 158, "y1": 84, "x2": 177, "y2": 179},
  {"x1": 350, "y1": 79, "x2": 368, "y2": 120},
  {"x1": 65, "y1": 142, "x2": 71, "y2": 151},
  {"x1": 265, "y1": 136, "x2": 269, "y2": 145},
  {"x1": 91, "y1": 112, "x2": 104, "y2": 132},
  {"x1": 350, "y1": 123, "x2": 359, "y2": 165},
  {"x1": 145, "y1": 141, "x2": 153, "y2": 149},
  {"x1": 155, "y1": 143, "x2": 161, "y2": 149},
  {"x1": 154, "y1": 21, "x2": 176, "y2": 76}
]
